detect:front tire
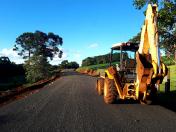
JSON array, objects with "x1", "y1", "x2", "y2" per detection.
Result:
[{"x1": 104, "y1": 78, "x2": 117, "y2": 104}]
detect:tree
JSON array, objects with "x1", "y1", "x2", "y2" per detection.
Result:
[
  {"x1": 59, "y1": 60, "x2": 79, "y2": 69},
  {"x1": 128, "y1": 32, "x2": 141, "y2": 43},
  {"x1": 60, "y1": 60, "x2": 69, "y2": 68},
  {"x1": 14, "y1": 31, "x2": 63, "y2": 60},
  {"x1": 133, "y1": 0, "x2": 158, "y2": 9},
  {"x1": 68, "y1": 61, "x2": 79, "y2": 69},
  {"x1": 14, "y1": 30, "x2": 63, "y2": 82},
  {"x1": 82, "y1": 57, "x2": 96, "y2": 66},
  {"x1": 0, "y1": 57, "x2": 25, "y2": 85},
  {"x1": 0, "y1": 57, "x2": 11, "y2": 64},
  {"x1": 14, "y1": 32, "x2": 35, "y2": 59},
  {"x1": 24, "y1": 55, "x2": 51, "y2": 83},
  {"x1": 133, "y1": 0, "x2": 176, "y2": 60}
]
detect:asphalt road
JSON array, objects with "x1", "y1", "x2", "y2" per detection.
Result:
[{"x1": 0, "y1": 71, "x2": 176, "y2": 132}]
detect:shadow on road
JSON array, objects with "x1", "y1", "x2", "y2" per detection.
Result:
[
  {"x1": 114, "y1": 99, "x2": 139, "y2": 104},
  {"x1": 114, "y1": 91, "x2": 176, "y2": 113},
  {"x1": 156, "y1": 91, "x2": 176, "y2": 112}
]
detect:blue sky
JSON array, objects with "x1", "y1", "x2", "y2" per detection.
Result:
[{"x1": 0, "y1": 0, "x2": 145, "y2": 65}]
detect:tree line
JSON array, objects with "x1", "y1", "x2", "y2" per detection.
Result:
[
  {"x1": 0, "y1": 57, "x2": 25, "y2": 81},
  {"x1": 82, "y1": 53, "x2": 128, "y2": 66},
  {"x1": 0, "y1": 57, "x2": 25, "y2": 90},
  {"x1": 59, "y1": 60, "x2": 79, "y2": 69}
]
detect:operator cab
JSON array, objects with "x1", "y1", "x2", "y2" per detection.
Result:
[{"x1": 110, "y1": 42, "x2": 139, "y2": 83}]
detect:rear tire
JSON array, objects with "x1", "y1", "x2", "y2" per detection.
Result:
[
  {"x1": 104, "y1": 78, "x2": 117, "y2": 104},
  {"x1": 96, "y1": 78, "x2": 104, "y2": 95}
]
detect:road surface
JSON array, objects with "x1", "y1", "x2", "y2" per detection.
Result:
[{"x1": 0, "y1": 71, "x2": 176, "y2": 132}]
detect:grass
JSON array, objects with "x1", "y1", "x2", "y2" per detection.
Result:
[
  {"x1": 77, "y1": 62, "x2": 119, "y2": 72},
  {"x1": 160, "y1": 65, "x2": 176, "y2": 92}
]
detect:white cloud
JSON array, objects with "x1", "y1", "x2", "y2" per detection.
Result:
[
  {"x1": 49, "y1": 49, "x2": 82, "y2": 65},
  {"x1": 0, "y1": 48, "x2": 81, "y2": 65},
  {"x1": 0, "y1": 47, "x2": 83, "y2": 66},
  {"x1": 57, "y1": 49, "x2": 82, "y2": 65},
  {"x1": 0, "y1": 48, "x2": 24, "y2": 64},
  {"x1": 73, "y1": 51, "x2": 81, "y2": 59},
  {"x1": 88, "y1": 43, "x2": 99, "y2": 48}
]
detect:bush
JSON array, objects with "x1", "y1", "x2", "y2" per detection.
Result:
[
  {"x1": 0, "y1": 58, "x2": 26, "y2": 91},
  {"x1": 162, "y1": 56, "x2": 175, "y2": 66},
  {"x1": 24, "y1": 55, "x2": 51, "y2": 83}
]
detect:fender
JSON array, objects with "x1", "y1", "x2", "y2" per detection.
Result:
[{"x1": 105, "y1": 68, "x2": 114, "y2": 80}]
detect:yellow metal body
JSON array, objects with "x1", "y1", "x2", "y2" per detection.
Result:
[
  {"x1": 136, "y1": 4, "x2": 167, "y2": 99},
  {"x1": 105, "y1": 4, "x2": 168, "y2": 102},
  {"x1": 105, "y1": 69, "x2": 113, "y2": 79}
]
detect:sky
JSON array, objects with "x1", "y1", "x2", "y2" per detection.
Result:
[{"x1": 0, "y1": 0, "x2": 146, "y2": 65}]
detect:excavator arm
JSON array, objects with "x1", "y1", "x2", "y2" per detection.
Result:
[{"x1": 135, "y1": 4, "x2": 168, "y2": 100}]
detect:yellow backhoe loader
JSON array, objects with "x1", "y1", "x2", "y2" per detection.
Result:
[{"x1": 96, "y1": 4, "x2": 168, "y2": 104}]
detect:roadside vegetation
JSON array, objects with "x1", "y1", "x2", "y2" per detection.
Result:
[
  {"x1": 59, "y1": 60, "x2": 79, "y2": 69},
  {"x1": 0, "y1": 56, "x2": 60, "y2": 91},
  {"x1": 14, "y1": 31, "x2": 63, "y2": 83},
  {"x1": 76, "y1": 62, "x2": 118, "y2": 72},
  {"x1": 82, "y1": 52, "x2": 128, "y2": 67},
  {"x1": 0, "y1": 31, "x2": 80, "y2": 92},
  {"x1": 160, "y1": 65, "x2": 176, "y2": 92},
  {"x1": 77, "y1": 52, "x2": 127, "y2": 73},
  {"x1": 0, "y1": 30, "x2": 63, "y2": 91},
  {"x1": 0, "y1": 57, "x2": 25, "y2": 91}
]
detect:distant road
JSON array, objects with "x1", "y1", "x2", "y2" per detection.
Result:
[{"x1": 0, "y1": 71, "x2": 176, "y2": 132}]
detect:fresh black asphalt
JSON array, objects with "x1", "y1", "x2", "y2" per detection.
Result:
[{"x1": 0, "y1": 71, "x2": 176, "y2": 132}]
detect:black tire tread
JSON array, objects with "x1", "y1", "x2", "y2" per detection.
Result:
[
  {"x1": 104, "y1": 78, "x2": 117, "y2": 104},
  {"x1": 97, "y1": 78, "x2": 104, "y2": 95}
]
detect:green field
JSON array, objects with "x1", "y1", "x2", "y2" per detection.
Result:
[
  {"x1": 77, "y1": 62, "x2": 118, "y2": 71},
  {"x1": 160, "y1": 65, "x2": 176, "y2": 92}
]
